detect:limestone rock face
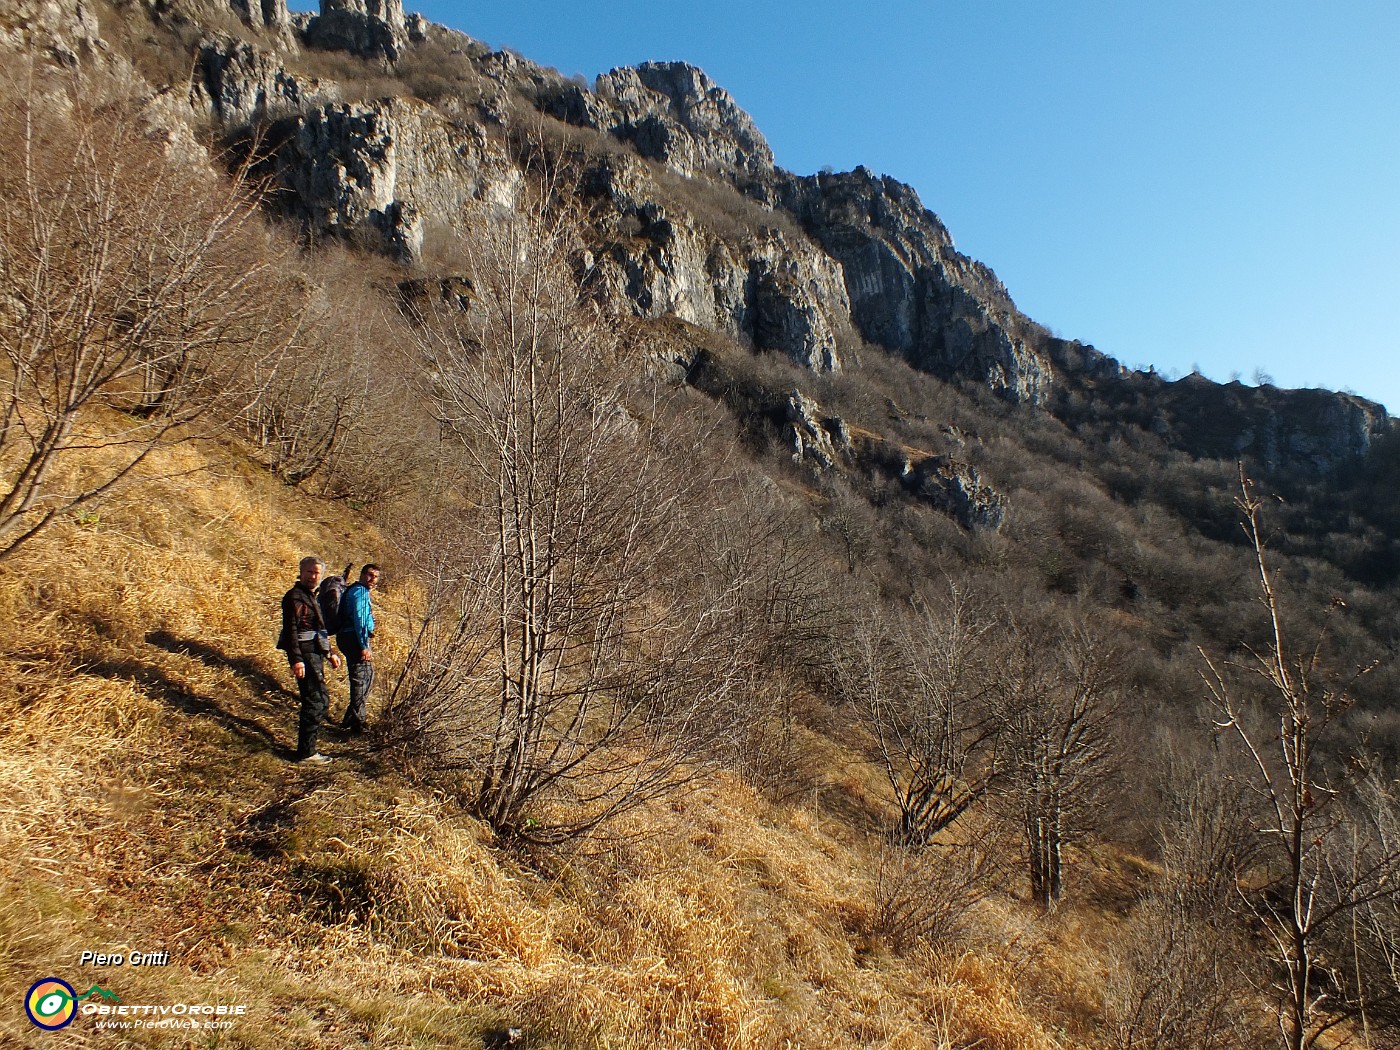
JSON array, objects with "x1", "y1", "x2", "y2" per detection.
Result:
[
  {"x1": 580, "y1": 157, "x2": 716, "y2": 327},
  {"x1": 304, "y1": 0, "x2": 405, "y2": 61},
  {"x1": 542, "y1": 61, "x2": 773, "y2": 179},
  {"x1": 769, "y1": 167, "x2": 1052, "y2": 403},
  {"x1": 0, "y1": 0, "x2": 102, "y2": 65},
  {"x1": 1137, "y1": 374, "x2": 1390, "y2": 474},
  {"x1": 277, "y1": 102, "x2": 415, "y2": 256},
  {"x1": 191, "y1": 37, "x2": 317, "y2": 125},
  {"x1": 901, "y1": 456, "x2": 1006, "y2": 530},
  {"x1": 580, "y1": 154, "x2": 847, "y2": 370},
  {"x1": 787, "y1": 390, "x2": 852, "y2": 470},
  {"x1": 227, "y1": 0, "x2": 290, "y2": 31},
  {"x1": 784, "y1": 388, "x2": 1005, "y2": 528},
  {"x1": 268, "y1": 98, "x2": 519, "y2": 261},
  {"x1": 745, "y1": 255, "x2": 843, "y2": 372},
  {"x1": 536, "y1": 62, "x2": 1047, "y2": 395}
]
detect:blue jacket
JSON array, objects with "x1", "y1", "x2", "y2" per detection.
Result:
[{"x1": 337, "y1": 581, "x2": 375, "y2": 655}]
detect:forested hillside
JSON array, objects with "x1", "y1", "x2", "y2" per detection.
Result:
[{"x1": 1, "y1": 2, "x2": 1397, "y2": 1047}]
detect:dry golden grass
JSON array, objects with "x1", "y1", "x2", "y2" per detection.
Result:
[{"x1": 0, "y1": 433, "x2": 1182, "y2": 1049}]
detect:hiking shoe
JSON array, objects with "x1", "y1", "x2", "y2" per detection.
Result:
[{"x1": 298, "y1": 753, "x2": 332, "y2": 765}]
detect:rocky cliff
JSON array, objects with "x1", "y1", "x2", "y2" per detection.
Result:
[
  {"x1": 1048, "y1": 350, "x2": 1391, "y2": 473},
  {"x1": 764, "y1": 167, "x2": 1052, "y2": 402},
  {"x1": 166, "y1": 1, "x2": 1055, "y2": 398},
  {"x1": 0, "y1": 0, "x2": 102, "y2": 65},
  {"x1": 304, "y1": 0, "x2": 412, "y2": 61},
  {"x1": 4, "y1": 0, "x2": 1387, "y2": 486}
]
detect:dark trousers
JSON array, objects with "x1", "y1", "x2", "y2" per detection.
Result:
[
  {"x1": 295, "y1": 652, "x2": 329, "y2": 758},
  {"x1": 342, "y1": 653, "x2": 374, "y2": 730}
]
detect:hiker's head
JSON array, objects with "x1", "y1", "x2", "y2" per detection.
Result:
[
  {"x1": 360, "y1": 564, "x2": 382, "y2": 589},
  {"x1": 298, "y1": 556, "x2": 323, "y2": 589}
]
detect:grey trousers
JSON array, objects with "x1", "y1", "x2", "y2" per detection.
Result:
[{"x1": 342, "y1": 653, "x2": 374, "y2": 730}]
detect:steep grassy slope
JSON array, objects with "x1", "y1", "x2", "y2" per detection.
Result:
[{"x1": 0, "y1": 436, "x2": 1146, "y2": 1048}]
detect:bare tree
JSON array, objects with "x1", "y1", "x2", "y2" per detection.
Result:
[
  {"x1": 0, "y1": 62, "x2": 304, "y2": 558},
  {"x1": 1204, "y1": 472, "x2": 1400, "y2": 1049},
  {"x1": 239, "y1": 249, "x2": 420, "y2": 498},
  {"x1": 688, "y1": 481, "x2": 838, "y2": 785},
  {"x1": 838, "y1": 581, "x2": 1003, "y2": 845},
  {"x1": 383, "y1": 180, "x2": 756, "y2": 843},
  {"x1": 1103, "y1": 742, "x2": 1260, "y2": 1050},
  {"x1": 999, "y1": 620, "x2": 1119, "y2": 909}
]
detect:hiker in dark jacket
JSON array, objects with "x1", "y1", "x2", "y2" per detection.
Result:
[
  {"x1": 337, "y1": 563, "x2": 381, "y2": 734},
  {"x1": 277, "y1": 556, "x2": 342, "y2": 763}
]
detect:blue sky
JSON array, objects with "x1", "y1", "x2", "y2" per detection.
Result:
[{"x1": 376, "y1": 1, "x2": 1399, "y2": 411}]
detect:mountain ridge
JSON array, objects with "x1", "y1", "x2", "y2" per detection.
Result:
[{"x1": 44, "y1": 0, "x2": 1378, "y2": 475}]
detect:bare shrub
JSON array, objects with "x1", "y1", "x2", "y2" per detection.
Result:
[
  {"x1": 871, "y1": 839, "x2": 1000, "y2": 952},
  {"x1": 837, "y1": 579, "x2": 1004, "y2": 845},
  {"x1": 239, "y1": 247, "x2": 429, "y2": 502},
  {"x1": 0, "y1": 61, "x2": 306, "y2": 557},
  {"x1": 1102, "y1": 893, "x2": 1256, "y2": 1050},
  {"x1": 1102, "y1": 740, "x2": 1261, "y2": 1049},
  {"x1": 1324, "y1": 770, "x2": 1400, "y2": 1039},
  {"x1": 692, "y1": 478, "x2": 840, "y2": 784},
  {"x1": 1155, "y1": 736, "x2": 1261, "y2": 912},
  {"x1": 998, "y1": 619, "x2": 1120, "y2": 909}
]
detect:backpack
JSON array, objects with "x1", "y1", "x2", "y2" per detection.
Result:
[{"x1": 317, "y1": 574, "x2": 347, "y2": 631}]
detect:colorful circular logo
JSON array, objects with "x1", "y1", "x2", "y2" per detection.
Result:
[{"x1": 25, "y1": 978, "x2": 77, "y2": 1030}]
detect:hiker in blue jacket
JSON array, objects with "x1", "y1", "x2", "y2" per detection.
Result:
[{"x1": 337, "y1": 563, "x2": 381, "y2": 734}]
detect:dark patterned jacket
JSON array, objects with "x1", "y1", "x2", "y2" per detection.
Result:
[{"x1": 277, "y1": 582, "x2": 331, "y2": 664}]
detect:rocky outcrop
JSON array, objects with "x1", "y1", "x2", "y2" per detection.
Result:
[
  {"x1": 1045, "y1": 342, "x2": 1391, "y2": 475},
  {"x1": 303, "y1": 0, "x2": 405, "y2": 61},
  {"x1": 580, "y1": 153, "x2": 847, "y2": 370},
  {"x1": 520, "y1": 60, "x2": 1048, "y2": 391},
  {"x1": 706, "y1": 232, "x2": 848, "y2": 372},
  {"x1": 540, "y1": 61, "x2": 774, "y2": 179},
  {"x1": 901, "y1": 456, "x2": 1006, "y2": 530},
  {"x1": 602, "y1": 62, "x2": 773, "y2": 176},
  {"x1": 534, "y1": 59, "x2": 1049, "y2": 396},
  {"x1": 275, "y1": 101, "x2": 416, "y2": 257},
  {"x1": 191, "y1": 36, "x2": 316, "y2": 125},
  {"x1": 186, "y1": 18, "x2": 1035, "y2": 390},
  {"x1": 787, "y1": 390, "x2": 852, "y2": 470},
  {"x1": 581, "y1": 158, "x2": 718, "y2": 327},
  {"x1": 267, "y1": 97, "x2": 520, "y2": 261},
  {"x1": 1155, "y1": 375, "x2": 1386, "y2": 473},
  {"x1": 745, "y1": 257, "x2": 842, "y2": 372},
  {"x1": 785, "y1": 388, "x2": 1005, "y2": 528},
  {"x1": 0, "y1": 0, "x2": 102, "y2": 65},
  {"x1": 766, "y1": 167, "x2": 1052, "y2": 403},
  {"x1": 227, "y1": 0, "x2": 290, "y2": 32}
]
